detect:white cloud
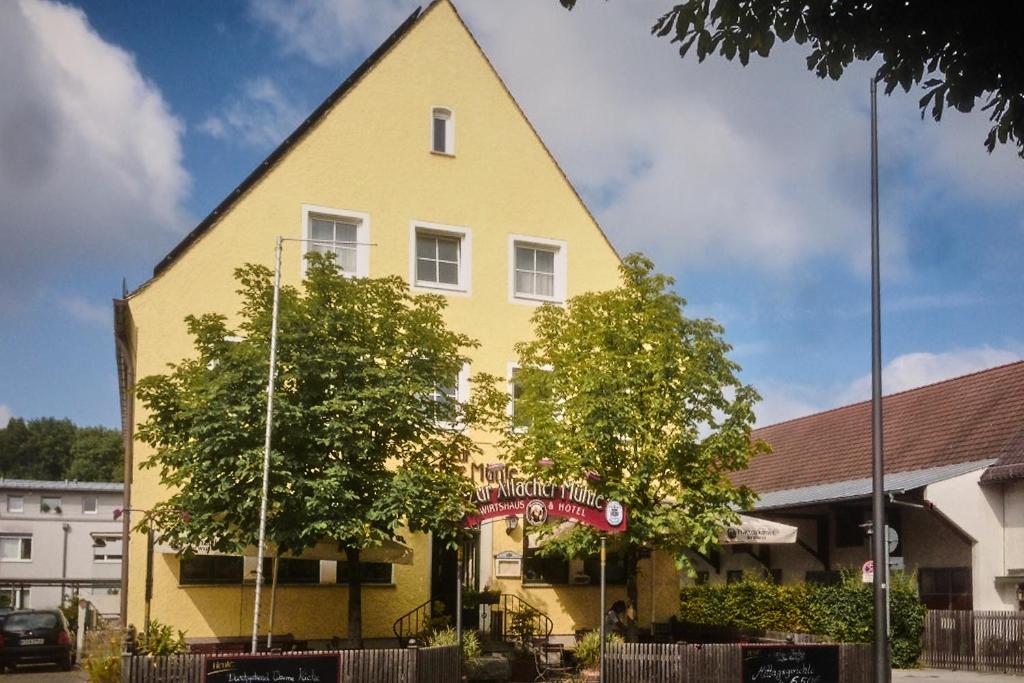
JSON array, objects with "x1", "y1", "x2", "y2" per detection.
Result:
[
  {"x1": 0, "y1": 0, "x2": 189, "y2": 308},
  {"x1": 836, "y1": 347, "x2": 1023, "y2": 405},
  {"x1": 58, "y1": 293, "x2": 110, "y2": 326},
  {"x1": 248, "y1": 0, "x2": 412, "y2": 67},
  {"x1": 756, "y1": 346, "x2": 1023, "y2": 425},
  {"x1": 200, "y1": 77, "x2": 304, "y2": 149},
  {"x1": 0, "y1": 404, "x2": 11, "y2": 428}
]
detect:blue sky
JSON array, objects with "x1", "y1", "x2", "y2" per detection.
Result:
[{"x1": 1, "y1": 0, "x2": 1022, "y2": 430}]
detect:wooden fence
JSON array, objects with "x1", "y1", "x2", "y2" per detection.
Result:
[
  {"x1": 121, "y1": 645, "x2": 459, "y2": 683},
  {"x1": 923, "y1": 610, "x2": 1024, "y2": 673},
  {"x1": 605, "y1": 642, "x2": 872, "y2": 683}
]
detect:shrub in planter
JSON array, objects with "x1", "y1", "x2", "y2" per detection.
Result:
[
  {"x1": 574, "y1": 631, "x2": 624, "y2": 671},
  {"x1": 138, "y1": 620, "x2": 187, "y2": 656}
]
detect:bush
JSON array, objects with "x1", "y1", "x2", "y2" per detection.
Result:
[
  {"x1": 137, "y1": 620, "x2": 187, "y2": 656},
  {"x1": 573, "y1": 630, "x2": 623, "y2": 670},
  {"x1": 678, "y1": 571, "x2": 925, "y2": 668},
  {"x1": 82, "y1": 624, "x2": 124, "y2": 683},
  {"x1": 425, "y1": 627, "x2": 481, "y2": 663}
]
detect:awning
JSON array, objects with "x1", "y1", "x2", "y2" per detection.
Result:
[
  {"x1": 155, "y1": 538, "x2": 413, "y2": 565},
  {"x1": 719, "y1": 515, "x2": 798, "y2": 545}
]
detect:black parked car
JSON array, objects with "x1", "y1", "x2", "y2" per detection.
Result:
[{"x1": 0, "y1": 609, "x2": 75, "y2": 671}]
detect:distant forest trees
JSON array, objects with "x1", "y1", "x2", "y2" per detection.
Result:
[{"x1": 0, "y1": 417, "x2": 123, "y2": 482}]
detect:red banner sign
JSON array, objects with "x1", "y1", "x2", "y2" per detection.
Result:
[{"x1": 465, "y1": 479, "x2": 627, "y2": 533}]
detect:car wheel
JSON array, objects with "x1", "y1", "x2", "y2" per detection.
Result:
[{"x1": 60, "y1": 652, "x2": 73, "y2": 671}]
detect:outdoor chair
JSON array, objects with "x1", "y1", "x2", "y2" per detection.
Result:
[{"x1": 529, "y1": 639, "x2": 572, "y2": 681}]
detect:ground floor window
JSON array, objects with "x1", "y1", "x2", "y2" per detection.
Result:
[
  {"x1": 180, "y1": 556, "x2": 244, "y2": 585},
  {"x1": 262, "y1": 558, "x2": 320, "y2": 585},
  {"x1": 0, "y1": 587, "x2": 30, "y2": 609},
  {"x1": 336, "y1": 561, "x2": 393, "y2": 585},
  {"x1": 918, "y1": 567, "x2": 972, "y2": 610}
]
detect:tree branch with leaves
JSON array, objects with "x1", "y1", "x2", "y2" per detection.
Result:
[
  {"x1": 136, "y1": 254, "x2": 503, "y2": 646},
  {"x1": 501, "y1": 253, "x2": 767, "y2": 614}
]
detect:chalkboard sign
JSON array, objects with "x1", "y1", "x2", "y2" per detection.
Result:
[
  {"x1": 741, "y1": 645, "x2": 839, "y2": 683},
  {"x1": 205, "y1": 653, "x2": 339, "y2": 683}
]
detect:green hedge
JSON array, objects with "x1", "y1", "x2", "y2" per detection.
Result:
[{"x1": 678, "y1": 572, "x2": 925, "y2": 668}]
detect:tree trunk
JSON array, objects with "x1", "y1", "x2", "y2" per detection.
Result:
[{"x1": 345, "y1": 547, "x2": 363, "y2": 649}]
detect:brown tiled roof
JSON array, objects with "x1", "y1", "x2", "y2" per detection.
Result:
[{"x1": 735, "y1": 361, "x2": 1024, "y2": 493}]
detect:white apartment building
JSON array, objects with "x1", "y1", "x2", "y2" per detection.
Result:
[{"x1": 0, "y1": 479, "x2": 124, "y2": 617}]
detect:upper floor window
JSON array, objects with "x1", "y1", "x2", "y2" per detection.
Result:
[
  {"x1": 410, "y1": 222, "x2": 471, "y2": 294},
  {"x1": 6, "y1": 496, "x2": 23, "y2": 513},
  {"x1": 509, "y1": 235, "x2": 567, "y2": 304},
  {"x1": 432, "y1": 107, "x2": 454, "y2": 155},
  {"x1": 83, "y1": 496, "x2": 98, "y2": 514},
  {"x1": 40, "y1": 496, "x2": 62, "y2": 514},
  {"x1": 0, "y1": 535, "x2": 32, "y2": 561},
  {"x1": 428, "y1": 364, "x2": 470, "y2": 428},
  {"x1": 302, "y1": 205, "x2": 370, "y2": 278}
]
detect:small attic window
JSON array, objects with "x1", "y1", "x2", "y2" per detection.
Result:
[{"x1": 432, "y1": 107, "x2": 454, "y2": 155}]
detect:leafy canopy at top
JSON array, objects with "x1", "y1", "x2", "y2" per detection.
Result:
[
  {"x1": 503, "y1": 254, "x2": 766, "y2": 583},
  {"x1": 558, "y1": 0, "x2": 1024, "y2": 158},
  {"x1": 136, "y1": 254, "x2": 502, "y2": 558}
]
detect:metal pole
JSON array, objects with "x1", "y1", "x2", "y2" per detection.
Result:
[
  {"x1": 869, "y1": 77, "x2": 891, "y2": 683},
  {"x1": 144, "y1": 524, "x2": 154, "y2": 633},
  {"x1": 252, "y1": 235, "x2": 284, "y2": 653},
  {"x1": 599, "y1": 536, "x2": 607, "y2": 683},
  {"x1": 267, "y1": 555, "x2": 279, "y2": 650}
]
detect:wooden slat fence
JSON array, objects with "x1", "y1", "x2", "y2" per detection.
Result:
[
  {"x1": 121, "y1": 645, "x2": 458, "y2": 683},
  {"x1": 605, "y1": 642, "x2": 872, "y2": 683},
  {"x1": 923, "y1": 610, "x2": 1024, "y2": 673}
]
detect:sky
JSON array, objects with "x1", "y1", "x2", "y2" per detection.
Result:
[{"x1": 1, "y1": 0, "x2": 1022, "y2": 431}]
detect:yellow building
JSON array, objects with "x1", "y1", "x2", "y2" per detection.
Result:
[{"x1": 114, "y1": 0, "x2": 679, "y2": 646}]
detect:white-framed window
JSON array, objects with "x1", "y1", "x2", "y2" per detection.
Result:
[
  {"x1": 301, "y1": 205, "x2": 370, "y2": 278},
  {"x1": 92, "y1": 535, "x2": 123, "y2": 563},
  {"x1": 40, "y1": 496, "x2": 62, "y2": 514},
  {"x1": 0, "y1": 587, "x2": 30, "y2": 609},
  {"x1": 428, "y1": 364, "x2": 471, "y2": 428},
  {"x1": 83, "y1": 496, "x2": 98, "y2": 514},
  {"x1": 508, "y1": 362, "x2": 553, "y2": 430},
  {"x1": 6, "y1": 495, "x2": 23, "y2": 513},
  {"x1": 0, "y1": 535, "x2": 32, "y2": 561},
  {"x1": 410, "y1": 222, "x2": 472, "y2": 294},
  {"x1": 509, "y1": 235, "x2": 567, "y2": 304},
  {"x1": 431, "y1": 107, "x2": 454, "y2": 155}
]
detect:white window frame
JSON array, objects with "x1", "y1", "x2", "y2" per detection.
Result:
[
  {"x1": 83, "y1": 496, "x2": 98, "y2": 515},
  {"x1": 508, "y1": 234, "x2": 567, "y2": 304},
  {"x1": 409, "y1": 221, "x2": 472, "y2": 296},
  {"x1": 0, "y1": 535, "x2": 32, "y2": 562},
  {"x1": 40, "y1": 496, "x2": 62, "y2": 514},
  {"x1": 429, "y1": 363, "x2": 471, "y2": 430},
  {"x1": 6, "y1": 495, "x2": 23, "y2": 513},
  {"x1": 92, "y1": 534, "x2": 123, "y2": 563},
  {"x1": 301, "y1": 204, "x2": 370, "y2": 278},
  {"x1": 431, "y1": 106, "x2": 455, "y2": 156}
]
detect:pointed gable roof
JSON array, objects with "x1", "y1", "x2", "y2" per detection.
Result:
[
  {"x1": 735, "y1": 360, "x2": 1024, "y2": 494},
  {"x1": 153, "y1": 6, "x2": 423, "y2": 277},
  {"x1": 150, "y1": 0, "x2": 616, "y2": 281}
]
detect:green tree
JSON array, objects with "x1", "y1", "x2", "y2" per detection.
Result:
[
  {"x1": 0, "y1": 417, "x2": 76, "y2": 480},
  {"x1": 557, "y1": 0, "x2": 1024, "y2": 158},
  {"x1": 68, "y1": 427, "x2": 124, "y2": 482},
  {"x1": 502, "y1": 254, "x2": 766, "y2": 613},
  {"x1": 136, "y1": 254, "x2": 502, "y2": 647}
]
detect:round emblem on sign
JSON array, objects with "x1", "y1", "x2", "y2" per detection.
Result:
[
  {"x1": 605, "y1": 501, "x2": 624, "y2": 527},
  {"x1": 525, "y1": 500, "x2": 548, "y2": 526}
]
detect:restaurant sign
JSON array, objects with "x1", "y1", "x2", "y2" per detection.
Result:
[{"x1": 465, "y1": 478, "x2": 627, "y2": 533}]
